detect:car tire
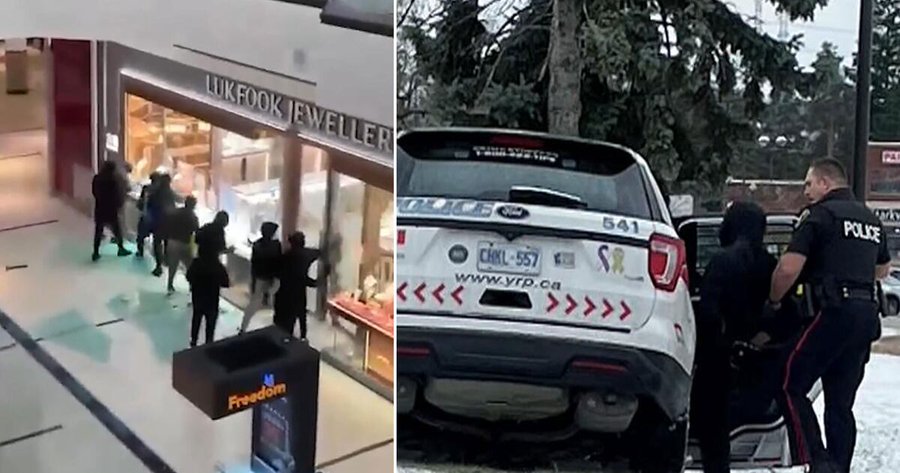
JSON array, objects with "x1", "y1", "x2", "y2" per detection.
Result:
[
  {"x1": 632, "y1": 416, "x2": 688, "y2": 473},
  {"x1": 888, "y1": 296, "x2": 900, "y2": 317}
]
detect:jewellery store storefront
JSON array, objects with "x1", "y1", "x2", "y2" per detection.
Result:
[{"x1": 98, "y1": 43, "x2": 395, "y2": 398}]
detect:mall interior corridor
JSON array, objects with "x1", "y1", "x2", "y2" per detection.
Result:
[{"x1": 0, "y1": 140, "x2": 393, "y2": 471}]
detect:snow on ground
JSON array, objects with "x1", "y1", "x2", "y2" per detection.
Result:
[
  {"x1": 399, "y1": 354, "x2": 900, "y2": 473},
  {"x1": 840, "y1": 354, "x2": 900, "y2": 472}
]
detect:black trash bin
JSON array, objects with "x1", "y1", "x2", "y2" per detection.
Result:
[{"x1": 173, "y1": 326, "x2": 320, "y2": 473}]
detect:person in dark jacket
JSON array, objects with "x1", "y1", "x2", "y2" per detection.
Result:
[
  {"x1": 146, "y1": 173, "x2": 179, "y2": 277},
  {"x1": 691, "y1": 201, "x2": 777, "y2": 473},
  {"x1": 135, "y1": 171, "x2": 162, "y2": 259},
  {"x1": 186, "y1": 249, "x2": 230, "y2": 347},
  {"x1": 195, "y1": 211, "x2": 231, "y2": 258},
  {"x1": 240, "y1": 222, "x2": 282, "y2": 334},
  {"x1": 92, "y1": 161, "x2": 132, "y2": 261},
  {"x1": 273, "y1": 232, "x2": 324, "y2": 340},
  {"x1": 164, "y1": 195, "x2": 200, "y2": 294}
]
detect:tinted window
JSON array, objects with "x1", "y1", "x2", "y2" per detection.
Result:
[
  {"x1": 694, "y1": 222, "x2": 795, "y2": 277},
  {"x1": 398, "y1": 131, "x2": 654, "y2": 219}
]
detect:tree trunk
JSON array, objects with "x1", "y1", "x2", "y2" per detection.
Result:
[
  {"x1": 548, "y1": 0, "x2": 582, "y2": 136},
  {"x1": 827, "y1": 117, "x2": 835, "y2": 158}
]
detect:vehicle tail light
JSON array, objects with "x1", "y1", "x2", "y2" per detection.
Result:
[
  {"x1": 648, "y1": 233, "x2": 687, "y2": 292},
  {"x1": 489, "y1": 135, "x2": 545, "y2": 149},
  {"x1": 397, "y1": 229, "x2": 406, "y2": 246},
  {"x1": 571, "y1": 359, "x2": 628, "y2": 374},
  {"x1": 397, "y1": 346, "x2": 430, "y2": 358}
]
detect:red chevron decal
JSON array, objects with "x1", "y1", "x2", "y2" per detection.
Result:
[
  {"x1": 602, "y1": 299, "x2": 614, "y2": 318},
  {"x1": 432, "y1": 283, "x2": 446, "y2": 304},
  {"x1": 620, "y1": 301, "x2": 632, "y2": 320},
  {"x1": 451, "y1": 286, "x2": 464, "y2": 305},
  {"x1": 565, "y1": 294, "x2": 577, "y2": 315},
  {"x1": 584, "y1": 296, "x2": 597, "y2": 316},
  {"x1": 397, "y1": 282, "x2": 408, "y2": 302},
  {"x1": 547, "y1": 293, "x2": 559, "y2": 312},
  {"x1": 414, "y1": 283, "x2": 427, "y2": 303}
]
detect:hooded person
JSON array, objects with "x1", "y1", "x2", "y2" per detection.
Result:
[
  {"x1": 91, "y1": 160, "x2": 132, "y2": 261},
  {"x1": 691, "y1": 201, "x2": 777, "y2": 473},
  {"x1": 272, "y1": 232, "x2": 325, "y2": 340},
  {"x1": 195, "y1": 211, "x2": 230, "y2": 258},
  {"x1": 239, "y1": 222, "x2": 283, "y2": 334}
]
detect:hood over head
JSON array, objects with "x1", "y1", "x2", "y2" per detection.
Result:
[
  {"x1": 260, "y1": 221, "x2": 279, "y2": 239},
  {"x1": 719, "y1": 201, "x2": 767, "y2": 247}
]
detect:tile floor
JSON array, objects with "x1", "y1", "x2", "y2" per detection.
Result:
[{"x1": 0, "y1": 146, "x2": 394, "y2": 472}]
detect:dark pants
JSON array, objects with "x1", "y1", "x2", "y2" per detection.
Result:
[
  {"x1": 273, "y1": 300, "x2": 308, "y2": 340},
  {"x1": 191, "y1": 303, "x2": 219, "y2": 346},
  {"x1": 778, "y1": 300, "x2": 878, "y2": 472},
  {"x1": 93, "y1": 217, "x2": 125, "y2": 255},
  {"x1": 692, "y1": 348, "x2": 731, "y2": 473},
  {"x1": 136, "y1": 218, "x2": 165, "y2": 267}
]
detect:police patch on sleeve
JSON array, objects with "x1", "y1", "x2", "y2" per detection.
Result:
[{"x1": 797, "y1": 208, "x2": 810, "y2": 227}]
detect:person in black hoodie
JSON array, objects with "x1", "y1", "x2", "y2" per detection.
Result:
[
  {"x1": 273, "y1": 232, "x2": 324, "y2": 340},
  {"x1": 92, "y1": 161, "x2": 132, "y2": 261},
  {"x1": 239, "y1": 222, "x2": 282, "y2": 333},
  {"x1": 186, "y1": 242, "x2": 231, "y2": 347},
  {"x1": 195, "y1": 211, "x2": 231, "y2": 258},
  {"x1": 691, "y1": 201, "x2": 777, "y2": 473},
  {"x1": 135, "y1": 171, "x2": 162, "y2": 258}
]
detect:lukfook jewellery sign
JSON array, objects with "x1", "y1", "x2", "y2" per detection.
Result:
[{"x1": 205, "y1": 74, "x2": 393, "y2": 155}]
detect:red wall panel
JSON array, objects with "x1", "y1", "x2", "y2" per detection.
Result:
[{"x1": 50, "y1": 39, "x2": 92, "y2": 197}]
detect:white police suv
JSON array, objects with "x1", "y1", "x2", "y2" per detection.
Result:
[{"x1": 396, "y1": 128, "x2": 696, "y2": 472}]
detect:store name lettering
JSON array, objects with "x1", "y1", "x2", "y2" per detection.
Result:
[
  {"x1": 874, "y1": 208, "x2": 900, "y2": 223},
  {"x1": 205, "y1": 75, "x2": 392, "y2": 154}
]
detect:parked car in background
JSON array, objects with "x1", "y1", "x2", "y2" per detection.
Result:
[{"x1": 881, "y1": 272, "x2": 900, "y2": 316}]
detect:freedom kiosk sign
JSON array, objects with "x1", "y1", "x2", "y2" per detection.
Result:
[{"x1": 173, "y1": 326, "x2": 320, "y2": 473}]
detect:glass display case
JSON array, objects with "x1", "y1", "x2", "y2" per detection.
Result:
[{"x1": 325, "y1": 179, "x2": 395, "y2": 390}]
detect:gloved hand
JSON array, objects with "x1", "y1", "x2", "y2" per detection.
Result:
[{"x1": 730, "y1": 340, "x2": 761, "y2": 371}]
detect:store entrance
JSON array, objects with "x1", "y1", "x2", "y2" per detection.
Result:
[{"x1": 122, "y1": 92, "x2": 396, "y2": 398}]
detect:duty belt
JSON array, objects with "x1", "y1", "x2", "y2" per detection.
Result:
[{"x1": 840, "y1": 286, "x2": 875, "y2": 301}]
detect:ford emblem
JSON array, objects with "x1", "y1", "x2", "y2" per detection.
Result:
[
  {"x1": 448, "y1": 245, "x2": 468, "y2": 264},
  {"x1": 497, "y1": 205, "x2": 530, "y2": 220}
]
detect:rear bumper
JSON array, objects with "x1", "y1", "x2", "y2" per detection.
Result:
[{"x1": 397, "y1": 325, "x2": 691, "y2": 422}]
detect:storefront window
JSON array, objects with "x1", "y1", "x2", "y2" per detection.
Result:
[
  {"x1": 124, "y1": 94, "x2": 165, "y2": 190},
  {"x1": 216, "y1": 130, "x2": 281, "y2": 258},
  {"x1": 124, "y1": 94, "x2": 213, "y2": 207},
  {"x1": 122, "y1": 92, "x2": 395, "y2": 397},
  {"x1": 324, "y1": 175, "x2": 394, "y2": 390}
]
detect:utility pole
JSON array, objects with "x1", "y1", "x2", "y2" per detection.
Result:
[{"x1": 853, "y1": 0, "x2": 875, "y2": 201}]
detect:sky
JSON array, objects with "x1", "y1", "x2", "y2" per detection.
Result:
[{"x1": 730, "y1": 0, "x2": 862, "y2": 67}]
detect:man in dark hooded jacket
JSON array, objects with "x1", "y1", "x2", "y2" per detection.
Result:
[
  {"x1": 692, "y1": 201, "x2": 777, "y2": 473},
  {"x1": 239, "y1": 222, "x2": 282, "y2": 333},
  {"x1": 273, "y1": 232, "x2": 325, "y2": 340},
  {"x1": 92, "y1": 161, "x2": 132, "y2": 261}
]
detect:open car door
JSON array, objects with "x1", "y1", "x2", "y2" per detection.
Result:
[{"x1": 677, "y1": 215, "x2": 824, "y2": 469}]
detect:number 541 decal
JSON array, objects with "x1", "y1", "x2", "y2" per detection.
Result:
[{"x1": 602, "y1": 216, "x2": 639, "y2": 234}]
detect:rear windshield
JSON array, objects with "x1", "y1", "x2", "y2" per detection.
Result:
[{"x1": 398, "y1": 131, "x2": 654, "y2": 219}]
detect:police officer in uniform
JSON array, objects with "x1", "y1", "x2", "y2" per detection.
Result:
[{"x1": 768, "y1": 159, "x2": 892, "y2": 473}]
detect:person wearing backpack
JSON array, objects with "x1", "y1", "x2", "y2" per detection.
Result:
[{"x1": 239, "y1": 222, "x2": 282, "y2": 334}]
